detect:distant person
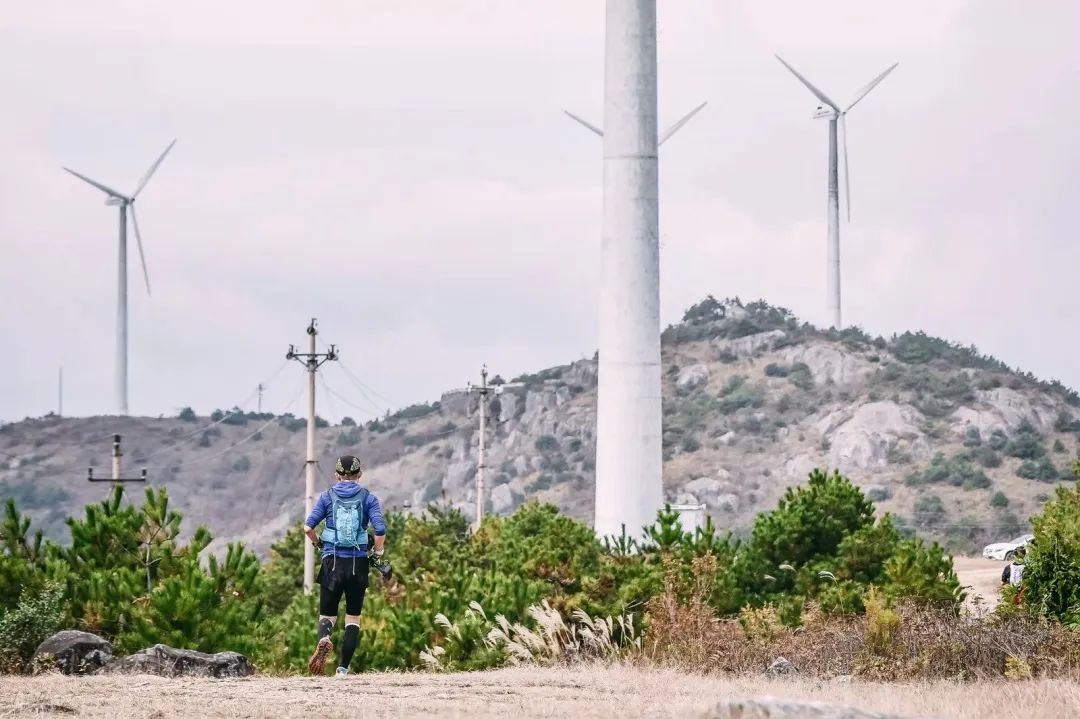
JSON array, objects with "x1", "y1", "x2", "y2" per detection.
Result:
[
  {"x1": 1001, "y1": 546, "x2": 1026, "y2": 603},
  {"x1": 303, "y1": 455, "x2": 391, "y2": 677}
]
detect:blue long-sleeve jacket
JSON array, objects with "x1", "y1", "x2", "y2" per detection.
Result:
[{"x1": 304, "y1": 481, "x2": 385, "y2": 558}]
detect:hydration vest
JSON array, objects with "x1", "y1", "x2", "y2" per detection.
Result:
[{"x1": 320, "y1": 487, "x2": 369, "y2": 552}]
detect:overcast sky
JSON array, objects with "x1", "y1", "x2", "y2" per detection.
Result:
[{"x1": 2, "y1": 1, "x2": 1078, "y2": 424}]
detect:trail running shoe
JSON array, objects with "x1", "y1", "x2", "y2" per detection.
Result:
[
  {"x1": 335, "y1": 667, "x2": 349, "y2": 678},
  {"x1": 307, "y1": 636, "x2": 333, "y2": 675}
]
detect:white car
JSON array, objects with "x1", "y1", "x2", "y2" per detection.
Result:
[{"x1": 982, "y1": 534, "x2": 1034, "y2": 561}]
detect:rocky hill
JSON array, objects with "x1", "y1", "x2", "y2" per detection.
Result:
[{"x1": 3, "y1": 297, "x2": 1079, "y2": 555}]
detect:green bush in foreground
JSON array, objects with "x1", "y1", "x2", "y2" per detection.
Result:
[{"x1": 0, "y1": 468, "x2": 963, "y2": 674}]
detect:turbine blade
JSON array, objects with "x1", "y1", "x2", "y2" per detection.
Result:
[
  {"x1": 774, "y1": 55, "x2": 840, "y2": 111},
  {"x1": 63, "y1": 168, "x2": 127, "y2": 199},
  {"x1": 129, "y1": 205, "x2": 151, "y2": 296},
  {"x1": 844, "y1": 63, "x2": 899, "y2": 113},
  {"x1": 563, "y1": 111, "x2": 603, "y2": 138},
  {"x1": 840, "y1": 114, "x2": 851, "y2": 222},
  {"x1": 132, "y1": 138, "x2": 177, "y2": 198},
  {"x1": 659, "y1": 101, "x2": 708, "y2": 146}
]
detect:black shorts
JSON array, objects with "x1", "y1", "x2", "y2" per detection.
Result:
[{"x1": 317, "y1": 554, "x2": 369, "y2": 617}]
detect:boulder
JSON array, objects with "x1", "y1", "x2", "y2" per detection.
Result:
[
  {"x1": 33, "y1": 630, "x2": 113, "y2": 675},
  {"x1": 676, "y1": 364, "x2": 710, "y2": 391},
  {"x1": 496, "y1": 392, "x2": 519, "y2": 423},
  {"x1": 439, "y1": 390, "x2": 471, "y2": 416},
  {"x1": 818, "y1": 402, "x2": 929, "y2": 472},
  {"x1": 99, "y1": 644, "x2": 254, "y2": 678},
  {"x1": 765, "y1": 656, "x2": 798, "y2": 677},
  {"x1": 564, "y1": 359, "x2": 598, "y2": 388},
  {"x1": 715, "y1": 467, "x2": 732, "y2": 481},
  {"x1": 715, "y1": 493, "x2": 739, "y2": 513},
  {"x1": 718, "y1": 431, "x2": 737, "y2": 446},
  {"x1": 512, "y1": 455, "x2": 531, "y2": 476},
  {"x1": 705, "y1": 697, "x2": 913, "y2": 719},
  {"x1": 444, "y1": 458, "x2": 476, "y2": 491},
  {"x1": 555, "y1": 386, "x2": 572, "y2": 406},
  {"x1": 863, "y1": 484, "x2": 891, "y2": 503},
  {"x1": 491, "y1": 483, "x2": 517, "y2": 515},
  {"x1": 715, "y1": 330, "x2": 787, "y2": 358},
  {"x1": 780, "y1": 342, "x2": 870, "y2": 387}
]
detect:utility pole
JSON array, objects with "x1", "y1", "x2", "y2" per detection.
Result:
[
  {"x1": 466, "y1": 366, "x2": 520, "y2": 531},
  {"x1": 286, "y1": 318, "x2": 338, "y2": 595},
  {"x1": 256, "y1": 383, "x2": 265, "y2": 414},
  {"x1": 86, "y1": 434, "x2": 147, "y2": 486}
]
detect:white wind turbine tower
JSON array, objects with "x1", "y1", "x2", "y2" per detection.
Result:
[
  {"x1": 566, "y1": 0, "x2": 705, "y2": 541},
  {"x1": 64, "y1": 139, "x2": 177, "y2": 415},
  {"x1": 775, "y1": 56, "x2": 898, "y2": 329}
]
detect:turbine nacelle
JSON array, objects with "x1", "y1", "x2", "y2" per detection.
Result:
[
  {"x1": 813, "y1": 106, "x2": 837, "y2": 120},
  {"x1": 105, "y1": 196, "x2": 128, "y2": 206}
]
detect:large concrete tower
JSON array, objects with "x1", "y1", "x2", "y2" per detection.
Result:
[{"x1": 594, "y1": 0, "x2": 662, "y2": 540}]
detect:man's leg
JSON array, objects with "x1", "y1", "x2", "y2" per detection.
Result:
[
  {"x1": 308, "y1": 560, "x2": 343, "y2": 675},
  {"x1": 337, "y1": 566, "x2": 368, "y2": 675}
]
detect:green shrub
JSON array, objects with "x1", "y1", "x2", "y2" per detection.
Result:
[
  {"x1": 1017, "y1": 457, "x2": 1060, "y2": 482},
  {"x1": 904, "y1": 453, "x2": 990, "y2": 489},
  {"x1": 232, "y1": 456, "x2": 252, "y2": 472},
  {"x1": 764, "y1": 363, "x2": 789, "y2": 378},
  {"x1": 1006, "y1": 421, "x2": 1046, "y2": 460},
  {"x1": 680, "y1": 436, "x2": 701, "y2": 453},
  {"x1": 1022, "y1": 462, "x2": 1080, "y2": 623},
  {"x1": 788, "y1": 363, "x2": 814, "y2": 391},
  {"x1": 341, "y1": 416, "x2": 357, "y2": 427},
  {"x1": 534, "y1": 435, "x2": 559, "y2": 453},
  {"x1": 990, "y1": 491, "x2": 1009, "y2": 509},
  {"x1": 0, "y1": 582, "x2": 64, "y2": 673},
  {"x1": 913, "y1": 494, "x2": 945, "y2": 528},
  {"x1": 178, "y1": 407, "x2": 197, "y2": 422},
  {"x1": 1054, "y1": 439, "x2": 1067, "y2": 453}
]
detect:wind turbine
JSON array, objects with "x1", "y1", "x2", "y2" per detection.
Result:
[
  {"x1": 775, "y1": 56, "x2": 897, "y2": 329},
  {"x1": 64, "y1": 139, "x2": 177, "y2": 415}
]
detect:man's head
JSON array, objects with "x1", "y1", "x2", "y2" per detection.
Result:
[
  {"x1": 335, "y1": 455, "x2": 363, "y2": 481},
  {"x1": 1015, "y1": 546, "x2": 1027, "y2": 561}
]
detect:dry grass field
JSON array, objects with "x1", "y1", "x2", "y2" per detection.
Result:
[{"x1": 1, "y1": 665, "x2": 1078, "y2": 718}]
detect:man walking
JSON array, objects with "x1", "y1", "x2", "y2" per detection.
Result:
[{"x1": 303, "y1": 454, "x2": 388, "y2": 677}]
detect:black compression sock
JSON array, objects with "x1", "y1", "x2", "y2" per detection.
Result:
[
  {"x1": 340, "y1": 623, "x2": 360, "y2": 670},
  {"x1": 318, "y1": 618, "x2": 334, "y2": 642}
]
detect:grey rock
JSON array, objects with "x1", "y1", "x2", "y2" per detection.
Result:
[
  {"x1": 715, "y1": 467, "x2": 732, "y2": 481},
  {"x1": 497, "y1": 392, "x2": 519, "y2": 423},
  {"x1": 716, "y1": 330, "x2": 787, "y2": 358},
  {"x1": 718, "y1": 431, "x2": 737, "y2": 446},
  {"x1": 817, "y1": 402, "x2": 929, "y2": 472},
  {"x1": 491, "y1": 483, "x2": 517, "y2": 515},
  {"x1": 765, "y1": 656, "x2": 798, "y2": 677},
  {"x1": 99, "y1": 644, "x2": 254, "y2": 678},
  {"x1": 439, "y1": 390, "x2": 471, "y2": 416},
  {"x1": 780, "y1": 342, "x2": 870, "y2": 386},
  {"x1": 512, "y1": 455, "x2": 531, "y2": 476},
  {"x1": 705, "y1": 697, "x2": 912, "y2": 719},
  {"x1": 33, "y1": 630, "x2": 113, "y2": 675},
  {"x1": 555, "y1": 386, "x2": 572, "y2": 406},
  {"x1": 715, "y1": 493, "x2": 739, "y2": 513},
  {"x1": 863, "y1": 484, "x2": 891, "y2": 502},
  {"x1": 444, "y1": 458, "x2": 476, "y2": 490},
  {"x1": 675, "y1": 492, "x2": 699, "y2": 506},
  {"x1": 677, "y1": 364, "x2": 711, "y2": 390},
  {"x1": 564, "y1": 359, "x2": 598, "y2": 388}
]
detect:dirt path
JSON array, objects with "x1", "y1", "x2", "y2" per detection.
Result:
[
  {"x1": 2, "y1": 666, "x2": 1078, "y2": 718},
  {"x1": 954, "y1": 555, "x2": 1005, "y2": 612}
]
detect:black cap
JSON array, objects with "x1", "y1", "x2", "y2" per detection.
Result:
[{"x1": 335, "y1": 455, "x2": 362, "y2": 476}]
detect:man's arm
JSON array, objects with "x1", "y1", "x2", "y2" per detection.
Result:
[
  {"x1": 368, "y1": 493, "x2": 386, "y2": 555},
  {"x1": 304, "y1": 493, "x2": 327, "y2": 545}
]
